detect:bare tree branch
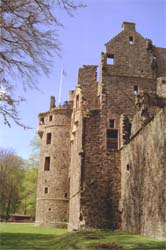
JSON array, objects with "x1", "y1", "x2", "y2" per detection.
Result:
[{"x1": 0, "y1": 0, "x2": 85, "y2": 127}]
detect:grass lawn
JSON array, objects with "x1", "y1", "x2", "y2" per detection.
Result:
[{"x1": 0, "y1": 223, "x2": 165, "y2": 250}]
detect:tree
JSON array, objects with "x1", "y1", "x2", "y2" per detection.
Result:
[
  {"x1": 18, "y1": 134, "x2": 40, "y2": 216},
  {"x1": 0, "y1": 148, "x2": 24, "y2": 217},
  {"x1": 0, "y1": 0, "x2": 85, "y2": 127}
]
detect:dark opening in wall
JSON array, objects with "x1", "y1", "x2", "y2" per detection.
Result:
[
  {"x1": 44, "y1": 187, "x2": 48, "y2": 194},
  {"x1": 64, "y1": 193, "x2": 68, "y2": 198},
  {"x1": 49, "y1": 115, "x2": 53, "y2": 121},
  {"x1": 76, "y1": 95, "x2": 79, "y2": 109},
  {"x1": 44, "y1": 157, "x2": 50, "y2": 171},
  {"x1": 127, "y1": 164, "x2": 130, "y2": 171},
  {"x1": 107, "y1": 54, "x2": 114, "y2": 65},
  {"x1": 79, "y1": 213, "x2": 83, "y2": 221},
  {"x1": 134, "y1": 85, "x2": 138, "y2": 95},
  {"x1": 109, "y1": 119, "x2": 115, "y2": 128},
  {"x1": 129, "y1": 36, "x2": 134, "y2": 45},
  {"x1": 48, "y1": 208, "x2": 51, "y2": 211},
  {"x1": 46, "y1": 133, "x2": 52, "y2": 144},
  {"x1": 107, "y1": 129, "x2": 118, "y2": 150},
  {"x1": 40, "y1": 117, "x2": 44, "y2": 125}
]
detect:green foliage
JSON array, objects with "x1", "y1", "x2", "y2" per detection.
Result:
[
  {"x1": 0, "y1": 149, "x2": 24, "y2": 217},
  {"x1": 0, "y1": 135, "x2": 40, "y2": 217},
  {"x1": 0, "y1": 224, "x2": 165, "y2": 250},
  {"x1": 18, "y1": 135, "x2": 40, "y2": 216},
  {"x1": 18, "y1": 166, "x2": 38, "y2": 217}
]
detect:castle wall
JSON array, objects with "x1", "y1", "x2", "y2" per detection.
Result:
[
  {"x1": 36, "y1": 108, "x2": 71, "y2": 227},
  {"x1": 121, "y1": 108, "x2": 166, "y2": 239},
  {"x1": 68, "y1": 111, "x2": 83, "y2": 229},
  {"x1": 68, "y1": 66, "x2": 99, "y2": 229},
  {"x1": 36, "y1": 22, "x2": 166, "y2": 237},
  {"x1": 79, "y1": 110, "x2": 121, "y2": 229},
  {"x1": 100, "y1": 22, "x2": 157, "y2": 117}
]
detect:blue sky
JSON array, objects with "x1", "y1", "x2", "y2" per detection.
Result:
[{"x1": 0, "y1": 0, "x2": 165, "y2": 159}]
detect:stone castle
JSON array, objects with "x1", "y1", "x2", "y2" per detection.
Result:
[{"x1": 35, "y1": 22, "x2": 166, "y2": 239}]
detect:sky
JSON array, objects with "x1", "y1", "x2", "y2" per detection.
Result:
[{"x1": 0, "y1": 0, "x2": 166, "y2": 159}]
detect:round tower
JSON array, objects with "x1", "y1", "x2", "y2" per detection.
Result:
[{"x1": 35, "y1": 97, "x2": 72, "y2": 227}]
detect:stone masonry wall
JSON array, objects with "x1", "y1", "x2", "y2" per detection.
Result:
[
  {"x1": 68, "y1": 111, "x2": 83, "y2": 229},
  {"x1": 80, "y1": 110, "x2": 121, "y2": 229},
  {"x1": 121, "y1": 108, "x2": 166, "y2": 239},
  {"x1": 36, "y1": 108, "x2": 71, "y2": 227},
  {"x1": 100, "y1": 22, "x2": 157, "y2": 117}
]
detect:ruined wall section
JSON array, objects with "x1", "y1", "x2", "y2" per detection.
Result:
[
  {"x1": 68, "y1": 65, "x2": 98, "y2": 229},
  {"x1": 78, "y1": 65, "x2": 99, "y2": 111},
  {"x1": 36, "y1": 107, "x2": 72, "y2": 228},
  {"x1": 153, "y1": 47, "x2": 166, "y2": 77},
  {"x1": 121, "y1": 108, "x2": 166, "y2": 239},
  {"x1": 100, "y1": 22, "x2": 156, "y2": 117}
]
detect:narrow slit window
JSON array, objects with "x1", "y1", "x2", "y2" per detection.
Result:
[
  {"x1": 76, "y1": 95, "x2": 79, "y2": 109},
  {"x1": 109, "y1": 119, "x2": 115, "y2": 128},
  {"x1": 46, "y1": 133, "x2": 52, "y2": 144},
  {"x1": 44, "y1": 187, "x2": 48, "y2": 194},
  {"x1": 107, "y1": 54, "x2": 114, "y2": 65},
  {"x1": 129, "y1": 36, "x2": 134, "y2": 45},
  {"x1": 44, "y1": 157, "x2": 50, "y2": 171},
  {"x1": 107, "y1": 129, "x2": 118, "y2": 150},
  {"x1": 127, "y1": 164, "x2": 130, "y2": 171},
  {"x1": 134, "y1": 85, "x2": 138, "y2": 95},
  {"x1": 49, "y1": 115, "x2": 53, "y2": 121}
]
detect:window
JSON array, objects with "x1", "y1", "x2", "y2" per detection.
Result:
[
  {"x1": 49, "y1": 115, "x2": 53, "y2": 121},
  {"x1": 64, "y1": 193, "x2": 68, "y2": 198},
  {"x1": 107, "y1": 54, "x2": 114, "y2": 65},
  {"x1": 109, "y1": 119, "x2": 115, "y2": 128},
  {"x1": 40, "y1": 117, "x2": 44, "y2": 125},
  {"x1": 46, "y1": 133, "x2": 52, "y2": 144},
  {"x1": 76, "y1": 95, "x2": 79, "y2": 109},
  {"x1": 48, "y1": 208, "x2": 51, "y2": 211},
  {"x1": 44, "y1": 157, "x2": 50, "y2": 171},
  {"x1": 127, "y1": 164, "x2": 130, "y2": 171},
  {"x1": 134, "y1": 85, "x2": 138, "y2": 95},
  {"x1": 44, "y1": 187, "x2": 48, "y2": 194},
  {"x1": 129, "y1": 36, "x2": 134, "y2": 45},
  {"x1": 107, "y1": 129, "x2": 118, "y2": 150}
]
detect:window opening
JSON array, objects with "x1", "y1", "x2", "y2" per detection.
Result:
[
  {"x1": 64, "y1": 193, "x2": 68, "y2": 198},
  {"x1": 48, "y1": 208, "x2": 51, "y2": 211},
  {"x1": 49, "y1": 115, "x2": 53, "y2": 121},
  {"x1": 127, "y1": 164, "x2": 130, "y2": 171},
  {"x1": 46, "y1": 133, "x2": 52, "y2": 144},
  {"x1": 107, "y1": 129, "x2": 118, "y2": 150},
  {"x1": 109, "y1": 119, "x2": 115, "y2": 128},
  {"x1": 40, "y1": 117, "x2": 44, "y2": 125},
  {"x1": 44, "y1": 187, "x2": 48, "y2": 194},
  {"x1": 107, "y1": 54, "x2": 114, "y2": 65},
  {"x1": 134, "y1": 85, "x2": 138, "y2": 95},
  {"x1": 129, "y1": 36, "x2": 134, "y2": 45},
  {"x1": 76, "y1": 95, "x2": 79, "y2": 109},
  {"x1": 44, "y1": 157, "x2": 50, "y2": 171}
]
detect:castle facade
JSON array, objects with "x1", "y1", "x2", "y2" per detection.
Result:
[{"x1": 35, "y1": 22, "x2": 166, "y2": 239}]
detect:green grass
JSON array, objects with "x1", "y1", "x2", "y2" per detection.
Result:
[{"x1": 0, "y1": 223, "x2": 165, "y2": 250}]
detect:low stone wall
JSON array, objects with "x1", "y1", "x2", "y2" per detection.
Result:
[{"x1": 121, "y1": 108, "x2": 166, "y2": 239}]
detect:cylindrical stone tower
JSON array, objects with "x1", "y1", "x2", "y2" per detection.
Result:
[{"x1": 35, "y1": 97, "x2": 72, "y2": 227}]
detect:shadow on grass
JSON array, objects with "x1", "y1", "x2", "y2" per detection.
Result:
[{"x1": 0, "y1": 231, "x2": 165, "y2": 250}]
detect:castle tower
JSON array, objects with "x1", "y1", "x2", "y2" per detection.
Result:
[{"x1": 35, "y1": 97, "x2": 72, "y2": 227}]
